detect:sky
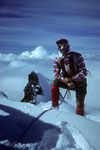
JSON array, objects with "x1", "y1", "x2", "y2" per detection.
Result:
[{"x1": 0, "y1": 0, "x2": 100, "y2": 54}]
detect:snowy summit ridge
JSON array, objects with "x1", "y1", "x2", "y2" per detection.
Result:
[{"x1": 0, "y1": 72, "x2": 100, "y2": 150}]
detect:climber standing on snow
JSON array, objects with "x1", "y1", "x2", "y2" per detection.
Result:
[{"x1": 51, "y1": 39, "x2": 87, "y2": 116}]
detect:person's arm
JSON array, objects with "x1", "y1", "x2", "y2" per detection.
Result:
[
  {"x1": 72, "y1": 53, "x2": 87, "y2": 82},
  {"x1": 54, "y1": 57, "x2": 73, "y2": 84},
  {"x1": 54, "y1": 57, "x2": 62, "y2": 80}
]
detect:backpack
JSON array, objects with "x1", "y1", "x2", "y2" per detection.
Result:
[{"x1": 71, "y1": 52, "x2": 78, "y2": 74}]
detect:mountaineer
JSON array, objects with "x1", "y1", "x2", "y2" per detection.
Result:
[{"x1": 51, "y1": 39, "x2": 87, "y2": 116}]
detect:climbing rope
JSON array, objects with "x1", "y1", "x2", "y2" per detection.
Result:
[{"x1": 7, "y1": 89, "x2": 67, "y2": 150}]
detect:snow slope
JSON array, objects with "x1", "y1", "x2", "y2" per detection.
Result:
[{"x1": 0, "y1": 72, "x2": 100, "y2": 150}]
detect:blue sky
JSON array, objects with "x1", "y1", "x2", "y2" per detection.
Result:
[{"x1": 0, "y1": 0, "x2": 100, "y2": 54}]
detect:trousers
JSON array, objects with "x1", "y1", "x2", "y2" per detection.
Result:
[{"x1": 51, "y1": 79, "x2": 87, "y2": 109}]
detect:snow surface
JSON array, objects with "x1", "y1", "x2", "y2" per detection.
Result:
[
  {"x1": 0, "y1": 88, "x2": 98, "y2": 150},
  {"x1": 0, "y1": 47, "x2": 100, "y2": 150}
]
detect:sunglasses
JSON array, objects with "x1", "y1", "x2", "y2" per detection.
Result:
[{"x1": 57, "y1": 43, "x2": 68, "y2": 49}]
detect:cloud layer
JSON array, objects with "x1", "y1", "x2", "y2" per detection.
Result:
[{"x1": 0, "y1": 46, "x2": 57, "y2": 63}]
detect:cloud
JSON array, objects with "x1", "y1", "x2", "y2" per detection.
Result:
[
  {"x1": 0, "y1": 46, "x2": 100, "y2": 67},
  {"x1": 0, "y1": 46, "x2": 57, "y2": 63},
  {"x1": 20, "y1": 46, "x2": 48, "y2": 59},
  {"x1": 0, "y1": 53, "x2": 17, "y2": 61}
]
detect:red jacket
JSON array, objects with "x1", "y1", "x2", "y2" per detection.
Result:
[{"x1": 54, "y1": 51, "x2": 87, "y2": 82}]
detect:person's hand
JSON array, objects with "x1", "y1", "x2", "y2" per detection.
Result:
[
  {"x1": 62, "y1": 77, "x2": 72, "y2": 84},
  {"x1": 67, "y1": 82, "x2": 76, "y2": 89},
  {"x1": 62, "y1": 77, "x2": 75, "y2": 89}
]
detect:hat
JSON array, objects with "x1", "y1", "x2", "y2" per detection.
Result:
[{"x1": 56, "y1": 39, "x2": 68, "y2": 45}]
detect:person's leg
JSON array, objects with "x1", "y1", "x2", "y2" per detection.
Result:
[
  {"x1": 51, "y1": 79, "x2": 68, "y2": 107},
  {"x1": 51, "y1": 85, "x2": 59, "y2": 107},
  {"x1": 76, "y1": 86, "x2": 87, "y2": 116}
]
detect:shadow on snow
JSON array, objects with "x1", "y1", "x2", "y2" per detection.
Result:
[{"x1": 0, "y1": 104, "x2": 61, "y2": 150}]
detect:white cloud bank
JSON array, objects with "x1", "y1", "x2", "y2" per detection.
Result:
[
  {"x1": 0, "y1": 46, "x2": 100, "y2": 64},
  {"x1": 21, "y1": 46, "x2": 48, "y2": 59},
  {"x1": 0, "y1": 46, "x2": 57, "y2": 62}
]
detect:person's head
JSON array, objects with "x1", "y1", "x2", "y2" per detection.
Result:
[{"x1": 56, "y1": 39, "x2": 70, "y2": 56}]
